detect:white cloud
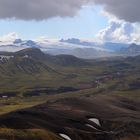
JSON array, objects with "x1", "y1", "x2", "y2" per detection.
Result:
[
  {"x1": 96, "y1": 21, "x2": 140, "y2": 44},
  {"x1": 0, "y1": 32, "x2": 19, "y2": 42}
]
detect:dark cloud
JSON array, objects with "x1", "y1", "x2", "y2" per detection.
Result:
[
  {"x1": 92, "y1": 0, "x2": 140, "y2": 23},
  {"x1": 0, "y1": 0, "x2": 89, "y2": 20},
  {"x1": 0, "y1": 0, "x2": 139, "y2": 22}
]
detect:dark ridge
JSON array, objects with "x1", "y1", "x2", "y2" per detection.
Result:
[{"x1": 54, "y1": 54, "x2": 89, "y2": 66}]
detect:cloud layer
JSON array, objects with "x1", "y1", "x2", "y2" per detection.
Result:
[{"x1": 0, "y1": 0, "x2": 139, "y2": 22}]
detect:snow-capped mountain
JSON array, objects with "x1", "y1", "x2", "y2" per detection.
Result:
[
  {"x1": 60, "y1": 38, "x2": 129, "y2": 52},
  {"x1": 120, "y1": 43, "x2": 140, "y2": 56},
  {"x1": 0, "y1": 37, "x2": 138, "y2": 58},
  {"x1": 36, "y1": 38, "x2": 116, "y2": 58},
  {"x1": 0, "y1": 38, "x2": 41, "y2": 52}
]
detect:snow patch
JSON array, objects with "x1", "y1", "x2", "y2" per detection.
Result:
[
  {"x1": 89, "y1": 118, "x2": 101, "y2": 126},
  {"x1": 23, "y1": 55, "x2": 29, "y2": 58},
  {"x1": 2, "y1": 96, "x2": 8, "y2": 98},
  {"x1": 85, "y1": 124, "x2": 98, "y2": 130},
  {"x1": 0, "y1": 55, "x2": 14, "y2": 60},
  {"x1": 59, "y1": 133, "x2": 71, "y2": 140}
]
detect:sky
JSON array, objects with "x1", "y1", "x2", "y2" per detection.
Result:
[
  {"x1": 0, "y1": 0, "x2": 140, "y2": 43},
  {"x1": 0, "y1": 6, "x2": 108, "y2": 40}
]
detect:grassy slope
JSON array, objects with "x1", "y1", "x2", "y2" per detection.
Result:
[
  {"x1": 0, "y1": 128, "x2": 62, "y2": 140},
  {"x1": 0, "y1": 55, "x2": 139, "y2": 114},
  {"x1": 0, "y1": 53, "x2": 139, "y2": 140}
]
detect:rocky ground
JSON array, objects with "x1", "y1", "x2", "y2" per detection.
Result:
[{"x1": 0, "y1": 94, "x2": 139, "y2": 140}]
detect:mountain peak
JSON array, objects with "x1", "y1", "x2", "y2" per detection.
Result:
[
  {"x1": 15, "y1": 48, "x2": 45, "y2": 60},
  {"x1": 13, "y1": 39, "x2": 22, "y2": 44},
  {"x1": 60, "y1": 38, "x2": 81, "y2": 44},
  {"x1": 16, "y1": 47, "x2": 42, "y2": 54},
  {"x1": 21, "y1": 40, "x2": 38, "y2": 47}
]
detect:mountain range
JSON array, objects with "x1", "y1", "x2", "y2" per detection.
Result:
[
  {"x1": 120, "y1": 43, "x2": 140, "y2": 56},
  {"x1": 0, "y1": 37, "x2": 140, "y2": 58}
]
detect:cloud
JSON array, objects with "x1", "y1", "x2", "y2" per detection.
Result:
[
  {"x1": 0, "y1": 0, "x2": 140, "y2": 22},
  {"x1": 96, "y1": 21, "x2": 140, "y2": 43},
  {"x1": 0, "y1": 32, "x2": 19, "y2": 42},
  {"x1": 0, "y1": 0, "x2": 90, "y2": 20},
  {"x1": 92, "y1": 0, "x2": 140, "y2": 23}
]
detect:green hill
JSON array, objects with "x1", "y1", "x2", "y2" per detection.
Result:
[{"x1": 0, "y1": 48, "x2": 139, "y2": 140}]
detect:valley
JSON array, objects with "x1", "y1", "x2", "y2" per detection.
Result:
[{"x1": 0, "y1": 48, "x2": 139, "y2": 140}]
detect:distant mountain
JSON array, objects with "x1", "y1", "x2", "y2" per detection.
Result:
[
  {"x1": 40, "y1": 39, "x2": 115, "y2": 58},
  {"x1": 14, "y1": 39, "x2": 40, "y2": 48},
  {"x1": 1, "y1": 37, "x2": 140, "y2": 58},
  {"x1": 120, "y1": 43, "x2": 140, "y2": 56},
  {"x1": 0, "y1": 39, "x2": 41, "y2": 52},
  {"x1": 60, "y1": 38, "x2": 129, "y2": 52},
  {"x1": 45, "y1": 47, "x2": 114, "y2": 59},
  {"x1": 67, "y1": 48, "x2": 114, "y2": 59},
  {"x1": 60, "y1": 38, "x2": 96, "y2": 47},
  {"x1": 103, "y1": 42, "x2": 129, "y2": 51},
  {"x1": 13, "y1": 39, "x2": 22, "y2": 44},
  {"x1": 21, "y1": 40, "x2": 41, "y2": 48}
]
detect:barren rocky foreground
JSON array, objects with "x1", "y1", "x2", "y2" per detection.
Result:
[{"x1": 0, "y1": 94, "x2": 139, "y2": 140}]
